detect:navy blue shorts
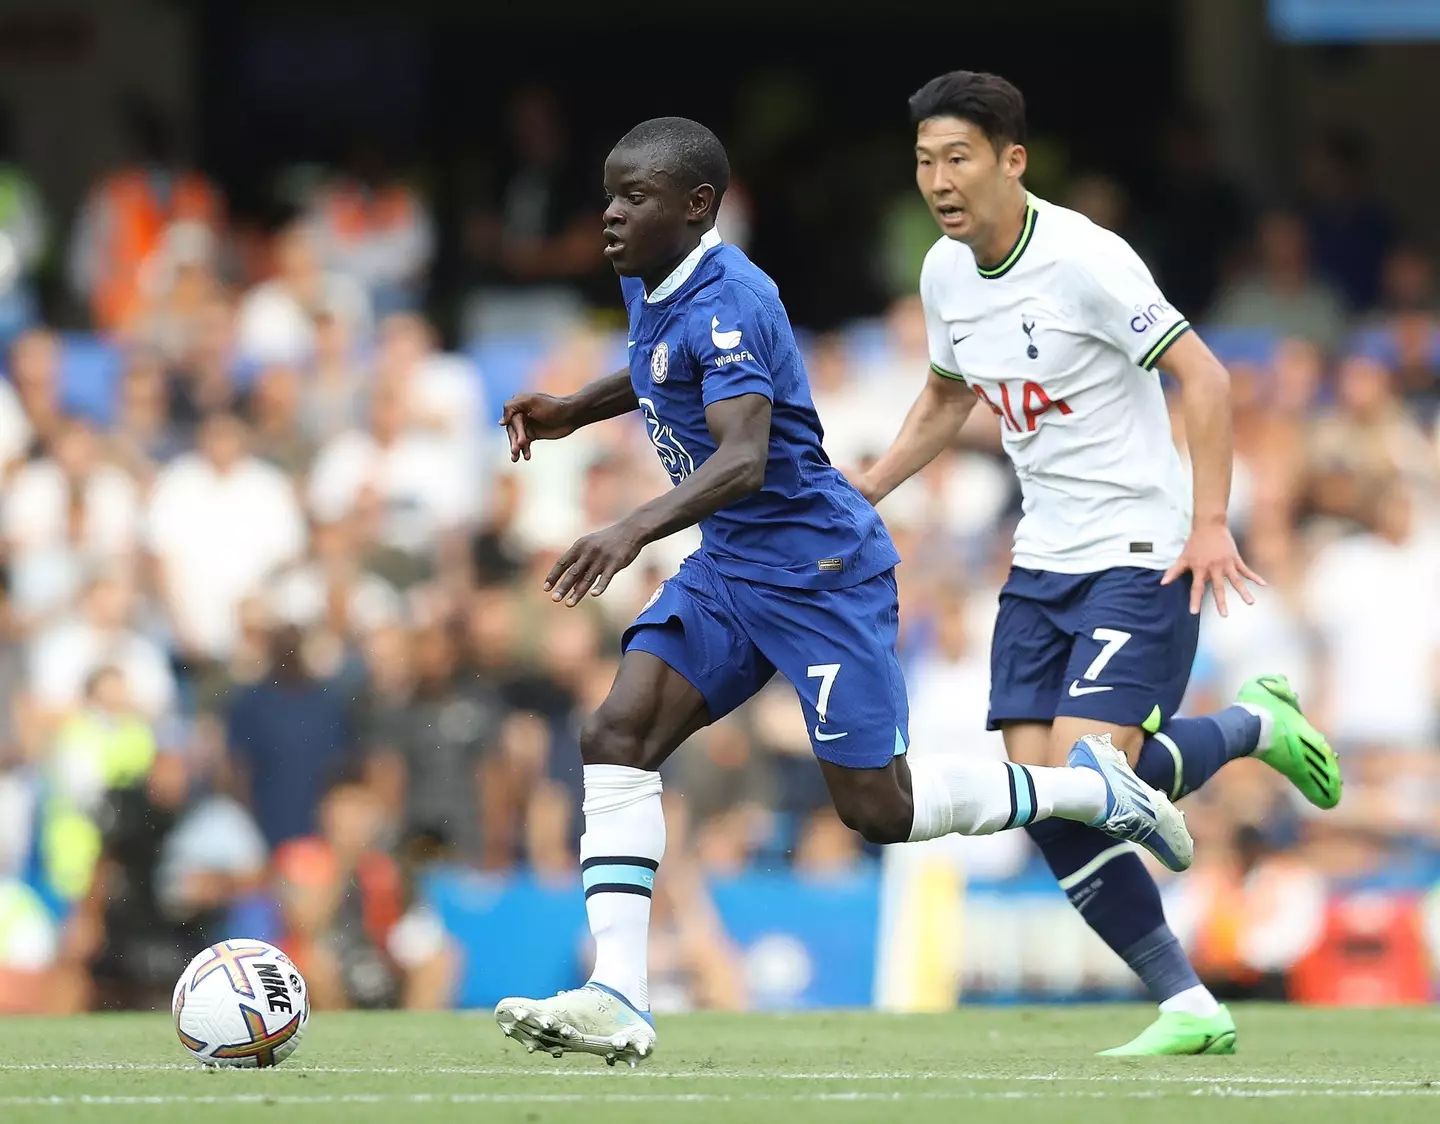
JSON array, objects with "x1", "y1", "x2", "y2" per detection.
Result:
[
  {"x1": 622, "y1": 554, "x2": 909, "y2": 768},
  {"x1": 987, "y1": 566, "x2": 1199, "y2": 732}
]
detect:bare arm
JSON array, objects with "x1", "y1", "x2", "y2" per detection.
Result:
[
  {"x1": 1167, "y1": 332, "x2": 1232, "y2": 529},
  {"x1": 546, "y1": 393, "x2": 771, "y2": 605},
  {"x1": 500, "y1": 368, "x2": 639, "y2": 461},
  {"x1": 565, "y1": 368, "x2": 641, "y2": 428},
  {"x1": 1159, "y1": 331, "x2": 1264, "y2": 615},
  {"x1": 855, "y1": 370, "x2": 977, "y2": 504}
]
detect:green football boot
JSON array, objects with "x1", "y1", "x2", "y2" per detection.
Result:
[
  {"x1": 1098, "y1": 1006, "x2": 1237, "y2": 1056},
  {"x1": 1237, "y1": 674, "x2": 1342, "y2": 810}
]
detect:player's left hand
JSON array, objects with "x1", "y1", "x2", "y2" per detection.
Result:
[
  {"x1": 545, "y1": 522, "x2": 646, "y2": 606},
  {"x1": 1162, "y1": 521, "x2": 1265, "y2": 617}
]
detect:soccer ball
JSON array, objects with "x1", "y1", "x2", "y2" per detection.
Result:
[{"x1": 172, "y1": 939, "x2": 310, "y2": 1067}]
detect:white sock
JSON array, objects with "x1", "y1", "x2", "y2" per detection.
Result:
[
  {"x1": 1159, "y1": 983, "x2": 1222, "y2": 1018},
  {"x1": 1237, "y1": 702, "x2": 1274, "y2": 752},
  {"x1": 907, "y1": 756, "x2": 1108, "y2": 841},
  {"x1": 580, "y1": 764, "x2": 665, "y2": 1012}
]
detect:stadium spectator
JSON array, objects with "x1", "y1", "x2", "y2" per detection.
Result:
[
  {"x1": 1374, "y1": 241, "x2": 1439, "y2": 317},
  {"x1": 5, "y1": 327, "x2": 63, "y2": 457},
  {"x1": 246, "y1": 363, "x2": 317, "y2": 481},
  {"x1": 1167, "y1": 825, "x2": 1327, "y2": 1001},
  {"x1": 1144, "y1": 109, "x2": 1251, "y2": 318},
  {"x1": 224, "y1": 621, "x2": 352, "y2": 849},
  {"x1": 125, "y1": 220, "x2": 223, "y2": 364},
  {"x1": 1208, "y1": 210, "x2": 1348, "y2": 354},
  {"x1": 1305, "y1": 355, "x2": 1438, "y2": 521},
  {"x1": 165, "y1": 295, "x2": 243, "y2": 447},
  {"x1": 235, "y1": 216, "x2": 371, "y2": 368},
  {"x1": 1300, "y1": 129, "x2": 1396, "y2": 312},
  {"x1": 3, "y1": 418, "x2": 141, "y2": 627},
  {"x1": 308, "y1": 374, "x2": 473, "y2": 560},
  {"x1": 300, "y1": 309, "x2": 367, "y2": 444},
  {"x1": 309, "y1": 141, "x2": 435, "y2": 317},
  {"x1": 68, "y1": 101, "x2": 223, "y2": 335},
  {"x1": 147, "y1": 411, "x2": 305, "y2": 663},
  {"x1": 266, "y1": 518, "x2": 404, "y2": 654},
  {"x1": 106, "y1": 353, "x2": 186, "y2": 485},
  {"x1": 375, "y1": 311, "x2": 486, "y2": 498},
  {"x1": 1304, "y1": 480, "x2": 1440, "y2": 763},
  {"x1": 86, "y1": 745, "x2": 209, "y2": 1012},
  {"x1": 273, "y1": 772, "x2": 455, "y2": 1010},
  {"x1": 665, "y1": 719, "x2": 775, "y2": 875},
  {"x1": 460, "y1": 85, "x2": 604, "y2": 336},
  {"x1": 364, "y1": 617, "x2": 505, "y2": 866},
  {"x1": 27, "y1": 571, "x2": 176, "y2": 725}
]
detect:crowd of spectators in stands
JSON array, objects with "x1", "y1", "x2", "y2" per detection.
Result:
[{"x1": 0, "y1": 90, "x2": 1435, "y2": 1013}]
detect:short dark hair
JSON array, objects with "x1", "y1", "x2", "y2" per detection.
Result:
[
  {"x1": 615, "y1": 116, "x2": 730, "y2": 206},
  {"x1": 909, "y1": 71, "x2": 1027, "y2": 149}
]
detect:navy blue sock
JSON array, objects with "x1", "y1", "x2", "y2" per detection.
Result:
[
  {"x1": 1136, "y1": 707, "x2": 1261, "y2": 800},
  {"x1": 1027, "y1": 819, "x2": 1202, "y2": 1003}
]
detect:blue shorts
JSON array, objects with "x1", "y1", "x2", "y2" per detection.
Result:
[
  {"x1": 987, "y1": 566, "x2": 1198, "y2": 732},
  {"x1": 622, "y1": 554, "x2": 909, "y2": 768}
]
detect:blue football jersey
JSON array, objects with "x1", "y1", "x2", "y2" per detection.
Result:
[{"x1": 622, "y1": 235, "x2": 899, "y2": 590}]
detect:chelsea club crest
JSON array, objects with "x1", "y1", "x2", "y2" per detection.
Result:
[{"x1": 650, "y1": 342, "x2": 669, "y2": 384}]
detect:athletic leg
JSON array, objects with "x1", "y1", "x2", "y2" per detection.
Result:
[
  {"x1": 746, "y1": 572, "x2": 1187, "y2": 864},
  {"x1": 496, "y1": 560, "x2": 772, "y2": 1065},
  {"x1": 577, "y1": 651, "x2": 710, "y2": 1015},
  {"x1": 1029, "y1": 569, "x2": 1232, "y2": 1054},
  {"x1": 1137, "y1": 675, "x2": 1341, "y2": 809}
]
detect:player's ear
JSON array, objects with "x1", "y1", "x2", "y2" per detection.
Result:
[
  {"x1": 690, "y1": 183, "x2": 716, "y2": 224},
  {"x1": 1003, "y1": 143, "x2": 1028, "y2": 182}
]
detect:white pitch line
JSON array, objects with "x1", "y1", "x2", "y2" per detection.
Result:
[
  {"x1": 0, "y1": 1062, "x2": 1437, "y2": 1088},
  {"x1": 3, "y1": 1088, "x2": 1440, "y2": 1107}
]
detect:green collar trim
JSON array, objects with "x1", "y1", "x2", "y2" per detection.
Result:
[{"x1": 977, "y1": 197, "x2": 1037, "y2": 279}]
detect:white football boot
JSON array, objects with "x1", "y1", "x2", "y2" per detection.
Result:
[
  {"x1": 1067, "y1": 733, "x2": 1194, "y2": 873},
  {"x1": 495, "y1": 983, "x2": 657, "y2": 1067}
]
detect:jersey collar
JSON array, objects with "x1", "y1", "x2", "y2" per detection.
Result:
[
  {"x1": 976, "y1": 193, "x2": 1038, "y2": 280},
  {"x1": 646, "y1": 228, "x2": 723, "y2": 303}
]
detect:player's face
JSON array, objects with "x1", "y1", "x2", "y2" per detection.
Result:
[
  {"x1": 915, "y1": 116, "x2": 1023, "y2": 242},
  {"x1": 601, "y1": 149, "x2": 691, "y2": 278}
]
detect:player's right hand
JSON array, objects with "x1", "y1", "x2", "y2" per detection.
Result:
[{"x1": 499, "y1": 393, "x2": 577, "y2": 462}]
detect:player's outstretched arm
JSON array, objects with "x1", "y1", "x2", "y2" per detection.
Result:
[
  {"x1": 499, "y1": 368, "x2": 639, "y2": 462},
  {"x1": 545, "y1": 393, "x2": 771, "y2": 606},
  {"x1": 1158, "y1": 331, "x2": 1265, "y2": 616},
  {"x1": 853, "y1": 369, "x2": 976, "y2": 505}
]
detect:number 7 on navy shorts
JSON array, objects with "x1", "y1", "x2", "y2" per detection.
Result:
[
  {"x1": 987, "y1": 565, "x2": 1199, "y2": 730},
  {"x1": 622, "y1": 554, "x2": 910, "y2": 768}
]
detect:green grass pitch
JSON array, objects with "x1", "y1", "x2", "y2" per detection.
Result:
[{"x1": 2, "y1": 1006, "x2": 1439, "y2": 1123}]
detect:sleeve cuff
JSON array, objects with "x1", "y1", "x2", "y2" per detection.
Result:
[
  {"x1": 702, "y1": 380, "x2": 774, "y2": 408},
  {"x1": 1139, "y1": 320, "x2": 1192, "y2": 371},
  {"x1": 930, "y1": 362, "x2": 967, "y2": 383}
]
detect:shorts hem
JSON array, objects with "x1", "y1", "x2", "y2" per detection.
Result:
[
  {"x1": 986, "y1": 711, "x2": 1058, "y2": 732},
  {"x1": 623, "y1": 626, "x2": 730, "y2": 721}
]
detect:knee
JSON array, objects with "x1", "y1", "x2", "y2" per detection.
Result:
[
  {"x1": 579, "y1": 710, "x2": 653, "y2": 770},
  {"x1": 832, "y1": 793, "x2": 912, "y2": 846}
]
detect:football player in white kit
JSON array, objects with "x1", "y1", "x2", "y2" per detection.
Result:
[{"x1": 856, "y1": 70, "x2": 1342, "y2": 1055}]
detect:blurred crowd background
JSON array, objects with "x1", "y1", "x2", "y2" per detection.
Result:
[{"x1": 0, "y1": 0, "x2": 1438, "y2": 1015}]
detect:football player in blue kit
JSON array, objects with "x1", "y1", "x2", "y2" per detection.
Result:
[{"x1": 493, "y1": 116, "x2": 1191, "y2": 1066}]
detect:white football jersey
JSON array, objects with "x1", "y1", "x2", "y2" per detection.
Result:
[{"x1": 921, "y1": 193, "x2": 1193, "y2": 574}]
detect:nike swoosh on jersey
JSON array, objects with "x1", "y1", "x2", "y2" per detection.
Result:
[
  {"x1": 1068, "y1": 681, "x2": 1114, "y2": 697},
  {"x1": 711, "y1": 317, "x2": 743, "y2": 349},
  {"x1": 951, "y1": 333, "x2": 973, "y2": 345},
  {"x1": 628, "y1": 340, "x2": 636, "y2": 348},
  {"x1": 813, "y1": 726, "x2": 849, "y2": 742}
]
